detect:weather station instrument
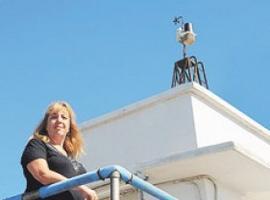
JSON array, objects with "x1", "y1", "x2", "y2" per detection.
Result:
[{"x1": 171, "y1": 16, "x2": 209, "y2": 89}]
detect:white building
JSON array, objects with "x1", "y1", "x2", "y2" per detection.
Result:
[{"x1": 79, "y1": 82, "x2": 270, "y2": 200}]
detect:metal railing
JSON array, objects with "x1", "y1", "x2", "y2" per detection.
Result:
[{"x1": 4, "y1": 165, "x2": 178, "y2": 200}]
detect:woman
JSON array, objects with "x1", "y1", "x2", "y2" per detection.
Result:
[{"x1": 21, "y1": 101, "x2": 98, "y2": 200}]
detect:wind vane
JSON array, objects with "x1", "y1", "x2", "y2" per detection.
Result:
[{"x1": 173, "y1": 16, "x2": 183, "y2": 26}]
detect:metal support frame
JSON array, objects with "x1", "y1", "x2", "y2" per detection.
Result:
[
  {"x1": 110, "y1": 170, "x2": 121, "y2": 200},
  {"x1": 171, "y1": 56, "x2": 209, "y2": 89}
]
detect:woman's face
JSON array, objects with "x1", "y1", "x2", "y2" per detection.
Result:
[{"x1": 46, "y1": 108, "x2": 71, "y2": 140}]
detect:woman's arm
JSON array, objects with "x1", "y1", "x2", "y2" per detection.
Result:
[
  {"x1": 27, "y1": 158, "x2": 67, "y2": 184},
  {"x1": 27, "y1": 159, "x2": 98, "y2": 200}
]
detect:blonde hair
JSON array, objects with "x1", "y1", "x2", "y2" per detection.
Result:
[{"x1": 33, "y1": 101, "x2": 84, "y2": 158}]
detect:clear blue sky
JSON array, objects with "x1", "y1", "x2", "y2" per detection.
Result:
[{"x1": 1, "y1": 0, "x2": 270, "y2": 198}]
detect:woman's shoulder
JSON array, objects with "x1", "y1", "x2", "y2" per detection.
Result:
[
  {"x1": 21, "y1": 138, "x2": 48, "y2": 166},
  {"x1": 26, "y1": 137, "x2": 47, "y2": 148}
]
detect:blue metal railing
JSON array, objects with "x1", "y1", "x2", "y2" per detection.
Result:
[{"x1": 4, "y1": 165, "x2": 178, "y2": 200}]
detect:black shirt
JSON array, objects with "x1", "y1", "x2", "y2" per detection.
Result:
[{"x1": 21, "y1": 139, "x2": 87, "y2": 200}]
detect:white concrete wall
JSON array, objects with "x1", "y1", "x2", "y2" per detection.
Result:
[
  {"x1": 191, "y1": 94, "x2": 270, "y2": 163},
  {"x1": 81, "y1": 93, "x2": 197, "y2": 171},
  {"x1": 80, "y1": 83, "x2": 270, "y2": 170}
]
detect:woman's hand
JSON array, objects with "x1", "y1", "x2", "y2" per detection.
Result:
[{"x1": 77, "y1": 185, "x2": 98, "y2": 200}]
